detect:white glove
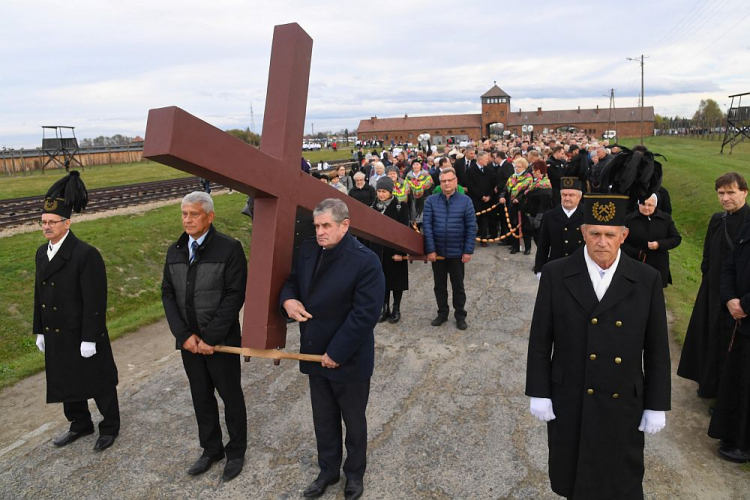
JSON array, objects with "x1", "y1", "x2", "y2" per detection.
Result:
[
  {"x1": 36, "y1": 334, "x2": 45, "y2": 353},
  {"x1": 529, "y1": 397, "x2": 556, "y2": 422},
  {"x1": 535, "y1": 272, "x2": 541, "y2": 280},
  {"x1": 638, "y1": 409, "x2": 666, "y2": 434},
  {"x1": 80, "y1": 341, "x2": 97, "y2": 358}
]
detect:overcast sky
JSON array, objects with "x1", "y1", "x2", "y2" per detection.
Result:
[{"x1": 2, "y1": 0, "x2": 749, "y2": 148}]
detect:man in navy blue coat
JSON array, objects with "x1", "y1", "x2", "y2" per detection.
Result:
[
  {"x1": 280, "y1": 198, "x2": 385, "y2": 500},
  {"x1": 423, "y1": 166, "x2": 477, "y2": 330}
]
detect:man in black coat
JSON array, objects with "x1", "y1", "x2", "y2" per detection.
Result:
[
  {"x1": 281, "y1": 198, "x2": 385, "y2": 500},
  {"x1": 546, "y1": 146, "x2": 567, "y2": 205},
  {"x1": 526, "y1": 194, "x2": 671, "y2": 500},
  {"x1": 534, "y1": 177, "x2": 585, "y2": 274},
  {"x1": 162, "y1": 192, "x2": 248, "y2": 481},
  {"x1": 495, "y1": 152, "x2": 516, "y2": 241},
  {"x1": 710, "y1": 218, "x2": 750, "y2": 462},
  {"x1": 33, "y1": 172, "x2": 120, "y2": 452},
  {"x1": 465, "y1": 151, "x2": 496, "y2": 246},
  {"x1": 679, "y1": 172, "x2": 750, "y2": 398}
]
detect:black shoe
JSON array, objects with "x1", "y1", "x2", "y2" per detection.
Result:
[
  {"x1": 378, "y1": 304, "x2": 390, "y2": 323},
  {"x1": 303, "y1": 477, "x2": 340, "y2": 498},
  {"x1": 53, "y1": 428, "x2": 94, "y2": 447},
  {"x1": 222, "y1": 458, "x2": 244, "y2": 481},
  {"x1": 456, "y1": 319, "x2": 468, "y2": 330},
  {"x1": 523, "y1": 248, "x2": 531, "y2": 255},
  {"x1": 93, "y1": 434, "x2": 117, "y2": 451},
  {"x1": 509, "y1": 248, "x2": 519, "y2": 254},
  {"x1": 718, "y1": 447, "x2": 750, "y2": 463},
  {"x1": 720, "y1": 440, "x2": 736, "y2": 452},
  {"x1": 431, "y1": 316, "x2": 448, "y2": 326},
  {"x1": 388, "y1": 305, "x2": 401, "y2": 323},
  {"x1": 344, "y1": 478, "x2": 364, "y2": 500},
  {"x1": 188, "y1": 455, "x2": 223, "y2": 476}
]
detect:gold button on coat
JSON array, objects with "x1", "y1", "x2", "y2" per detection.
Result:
[
  {"x1": 591, "y1": 318, "x2": 598, "y2": 325},
  {"x1": 42, "y1": 304, "x2": 46, "y2": 309},
  {"x1": 55, "y1": 328, "x2": 59, "y2": 333},
  {"x1": 615, "y1": 357, "x2": 622, "y2": 364},
  {"x1": 590, "y1": 354, "x2": 597, "y2": 361},
  {"x1": 612, "y1": 393, "x2": 619, "y2": 399},
  {"x1": 615, "y1": 321, "x2": 623, "y2": 327},
  {"x1": 587, "y1": 389, "x2": 594, "y2": 395}
]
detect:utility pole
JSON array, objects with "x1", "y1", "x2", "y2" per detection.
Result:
[
  {"x1": 250, "y1": 102, "x2": 256, "y2": 134},
  {"x1": 604, "y1": 88, "x2": 617, "y2": 138},
  {"x1": 627, "y1": 55, "x2": 648, "y2": 145},
  {"x1": 312, "y1": 123, "x2": 315, "y2": 136}
]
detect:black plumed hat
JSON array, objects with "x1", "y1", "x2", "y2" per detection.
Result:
[
  {"x1": 42, "y1": 171, "x2": 88, "y2": 218},
  {"x1": 597, "y1": 145, "x2": 664, "y2": 208}
]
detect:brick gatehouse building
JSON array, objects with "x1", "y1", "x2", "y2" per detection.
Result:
[{"x1": 356, "y1": 84, "x2": 654, "y2": 145}]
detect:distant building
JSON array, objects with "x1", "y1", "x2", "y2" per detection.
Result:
[{"x1": 357, "y1": 84, "x2": 654, "y2": 144}]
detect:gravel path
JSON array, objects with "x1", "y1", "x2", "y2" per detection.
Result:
[{"x1": 0, "y1": 245, "x2": 748, "y2": 499}]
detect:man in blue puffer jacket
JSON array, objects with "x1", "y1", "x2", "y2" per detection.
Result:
[{"x1": 423, "y1": 166, "x2": 477, "y2": 330}]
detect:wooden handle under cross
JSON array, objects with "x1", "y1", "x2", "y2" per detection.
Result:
[{"x1": 213, "y1": 345, "x2": 323, "y2": 363}]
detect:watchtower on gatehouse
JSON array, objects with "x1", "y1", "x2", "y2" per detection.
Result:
[{"x1": 481, "y1": 83, "x2": 510, "y2": 140}]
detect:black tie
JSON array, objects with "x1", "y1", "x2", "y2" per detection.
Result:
[{"x1": 190, "y1": 241, "x2": 199, "y2": 264}]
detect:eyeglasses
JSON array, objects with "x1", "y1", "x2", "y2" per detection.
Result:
[{"x1": 38, "y1": 218, "x2": 67, "y2": 227}]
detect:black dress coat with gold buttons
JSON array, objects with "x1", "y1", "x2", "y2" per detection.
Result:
[
  {"x1": 33, "y1": 231, "x2": 118, "y2": 403},
  {"x1": 526, "y1": 248, "x2": 671, "y2": 500},
  {"x1": 534, "y1": 204, "x2": 585, "y2": 273}
]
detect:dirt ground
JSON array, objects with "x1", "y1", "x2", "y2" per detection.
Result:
[{"x1": 0, "y1": 247, "x2": 749, "y2": 499}]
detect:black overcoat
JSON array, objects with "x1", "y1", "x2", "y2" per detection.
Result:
[
  {"x1": 465, "y1": 163, "x2": 497, "y2": 212},
  {"x1": 279, "y1": 233, "x2": 385, "y2": 383},
  {"x1": 623, "y1": 210, "x2": 682, "y2": 288},
  {"x1": 526, "y1": 249, "x2": 670, "y2": 500},
  {"x1": 33, "y1": 231, "x2": 118, "y2": 403},
  {"x1": 534, "y1": 205, "x2": 584, "y2": 273},
  {"x1": 369, "y1": 199, "x2": 409, "y2": 291},
  {"x1": 678, "y1": 204, "x2": 750, "y2": 397}
]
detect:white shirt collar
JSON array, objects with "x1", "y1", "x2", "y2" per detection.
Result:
[
  {"x1": 582, "y1": 245, "x2": 622, "y2": 301},
  {"x1": 562, "y1": 206, "x2": 577, "y2": 218},
  {"x1": 47, "y1": 230, "x2": 70, "y2": 261}
]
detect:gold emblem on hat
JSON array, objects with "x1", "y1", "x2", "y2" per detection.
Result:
[
  {"x1": 563, "y1": 178, "x2": 574, "y2": 188},
  {"x1": 43, "y1": 198, "x2": 58, "y2": 212},
  {"x1": 592, "y1": 201, "x2": 616, "y2": 222}
]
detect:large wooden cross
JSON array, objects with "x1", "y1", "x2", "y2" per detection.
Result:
[{"x1": 143, "y1": 23, "x2": 424, "y2": 352}]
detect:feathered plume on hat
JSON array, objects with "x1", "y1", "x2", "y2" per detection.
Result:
[
  {"x1": 42, "y1": 170, "x2": 88, "y2": 218},
  {"x1": 597, "y1": 145, "x2": 664, "y2": 211},
  {"x1": 563, "y1": 149, "x2": 591, "y2": 185}
]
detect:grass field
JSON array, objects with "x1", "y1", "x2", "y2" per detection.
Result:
[
  {"x1": 0, "y1": 193, "x2": 251, "y2": 389},
  {"x1": 0, "y1": 148, "x2": 355, "y2": 200},
  {"x1": 618, "y1": 137, "x2": 750, "y2": 344}
]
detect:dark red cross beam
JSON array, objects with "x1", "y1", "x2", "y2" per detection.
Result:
[{"x1": 143, "y1": 23, "x2": 424, "y2": 351}]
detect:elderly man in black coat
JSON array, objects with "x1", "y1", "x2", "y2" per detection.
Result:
[
  {"x1": 534, "y1": 177, "x2": 585, "y2": 275},
  {"x1": 162, "y1": 192, "x2": 248, "y2": 481},
  {"x1": 623, "y1": 193, "x2": 682, "y2": 288},
  {"x1": 526, "y1": 194, "x2": 671, "y2": 500},
  {"x1": 465, "y1": 151, "x2": 497, "y2": 246},
  {"x1": 281, "y1": 198, "x2": 385, "y2": 500},
  {"x1": 33, "y1": 172, "x2": 120, "y2": 452}
]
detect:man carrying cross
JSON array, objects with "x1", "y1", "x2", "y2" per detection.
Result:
[{"x1": 281, "y1": 198, "x2": 385, "y2": 500}]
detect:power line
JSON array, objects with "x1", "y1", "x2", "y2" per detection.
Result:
[
  {"x1": 648, "y1": 0, "x2": 704, "y2": 50},
  {"x1": 652, "y1": 0, "x2": 732, "y2": 56}
]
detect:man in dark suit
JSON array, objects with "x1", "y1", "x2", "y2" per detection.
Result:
[
  {"x1": 465, "y1": 151, "x2": 496, "y2": 246},
  {"x1": 281, "y1": 198, "x2": 385, "y2": 500},
  {"x1": 33, "y1": 171, "x2": 120, "y2": 452},
  {"x1": 534, "y1": 177, "x2": 585, "y2": 274},
  {"x1": 526, "y1": 194, "x2": 671, "y2": 500},
  {"x1": 162, "y1": 192, "x2": 248, "y2": 481},
  {"x1": 495, "y1": 152, "x2": 515, "y2": 242}
]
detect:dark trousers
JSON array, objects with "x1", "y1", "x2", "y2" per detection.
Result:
[
  {"x1": 63, "y1": 387, "x2": 120, "y2": 436},
  {"x1": 431, "y1": 258, "x2": 466, "y2": 320},
  {"x1": 309, "y1": 376, "x2": 370, "y2": 480},
  {"x1": 181, "y1": 350, "x2": 247, "y2": 459},
  {"x1": 509, "y1": 206, "x2": 532, "y2": 250}
]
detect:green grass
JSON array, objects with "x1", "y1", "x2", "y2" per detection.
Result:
[
  {"x1": 618, "y1": 137, "x2": 750, "y2": 344},
  {"x1": 0, "y1": 192, "x2": 252, "y2": 389},
  {"x1": 1, "y1": 147, "x2": 356, "y2": 200}
]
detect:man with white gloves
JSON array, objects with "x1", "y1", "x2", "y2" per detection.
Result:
[
  {"x1": 526, "y1": 194, "x2": 671, "y2": 500},
  {"x1": 33, "y1": 171, "x2": 120, "y2": 451}
]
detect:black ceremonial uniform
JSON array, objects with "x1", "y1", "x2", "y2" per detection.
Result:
[
  {"x1": 534, "y1": 205, "x2": 584, "y2": 273},
  {"x1": 33, "y1": 231, "x2": 120, "y2": 434},
  {"x1": 526, "y1": 248, "x2": 671, "y2": 499}
]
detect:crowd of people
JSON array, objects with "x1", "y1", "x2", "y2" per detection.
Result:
[{"x1": 29, "y1": 129, "x2": 750, "y2": 500}]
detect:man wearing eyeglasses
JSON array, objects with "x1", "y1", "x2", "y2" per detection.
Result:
[
  {"x1": 422, "y1": 167, "x2": 477, "y2": 330},
  {"x1": 33, "y1": 171, "x2": 120, "y2": 452}
]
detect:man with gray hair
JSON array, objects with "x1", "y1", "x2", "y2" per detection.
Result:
[
  {"x1": 162, "y1": 191, "x2": 248, "y2": 481},
  {"x1": 281, "y1": 198, "x2": 384, "y2": 500}
]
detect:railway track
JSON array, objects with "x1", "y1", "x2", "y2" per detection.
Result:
[{"x1": 0, "y1": 177, "x2": 221, "y2": 229}]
